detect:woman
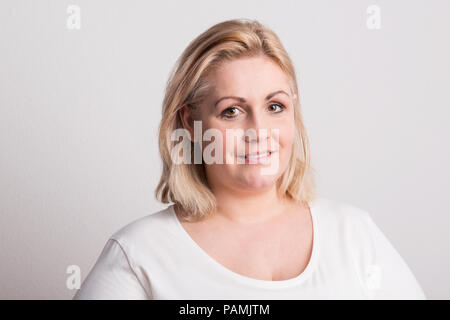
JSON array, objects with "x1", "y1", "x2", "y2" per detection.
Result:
[{"x1": 73, "y1": 19, "x2": 426, "y2": 300}]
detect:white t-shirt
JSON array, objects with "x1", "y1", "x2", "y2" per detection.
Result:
[{"x1": 72, "y1": 197, "x2": 426, "y2": 300}]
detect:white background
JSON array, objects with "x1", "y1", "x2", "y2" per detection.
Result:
[{"x1": 0, "y1": 0, "x2": 449, "y2": 299}]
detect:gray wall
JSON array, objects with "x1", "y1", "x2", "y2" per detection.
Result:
[{"x1": 0, "y1": 0, "x2": 449, "y2": 299}]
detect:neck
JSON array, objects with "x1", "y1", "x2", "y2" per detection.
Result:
[{"x1": 209, "y1": 182, "x2": 291, "y2": 225}]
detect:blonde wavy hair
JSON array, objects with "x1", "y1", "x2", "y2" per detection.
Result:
[{"x1": 155, "y1": 18, "x2": 316, "y2": 222}]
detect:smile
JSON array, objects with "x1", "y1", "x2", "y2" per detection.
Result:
[
  {"x1": 245, "y1": 151, "x2": 271, "y2": 159},
  {"x1": 237, "y1": 151, "x2": 277, "y2": 164}
]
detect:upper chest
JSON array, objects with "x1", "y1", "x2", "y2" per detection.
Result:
[{"x1": 178, "y1": 206, "x2": 313, "y2": 281}]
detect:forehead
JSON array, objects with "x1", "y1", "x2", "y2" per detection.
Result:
[{"x1": 207, "y1": 56, "x2": 291, "y2": 96}]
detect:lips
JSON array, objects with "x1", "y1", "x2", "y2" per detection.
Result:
[
  {"x1": 237, "y1": 150, "x2": 272, "y2": 158},
  {"x1": 237, "y1": 150, "x2": 277, "y2": 165},
  {"x1": 243, "y1": 151, "x2": 272, "y2": 159}
]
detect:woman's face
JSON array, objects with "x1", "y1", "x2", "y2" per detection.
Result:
[{"x1": 186, "y1": 55, "x2": 297, "y2": 193}]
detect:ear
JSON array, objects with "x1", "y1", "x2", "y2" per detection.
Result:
[{"x1": 178, "y1": 104, "x2": 195, "y2": 141}]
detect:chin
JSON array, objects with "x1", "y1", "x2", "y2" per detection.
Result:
[{"x1": 238, "y1": 174, "x2": 278, "y2": 190}]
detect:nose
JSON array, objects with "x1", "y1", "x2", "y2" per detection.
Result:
[{"x1": 243, "y1": 112, "x2": 270, "y2": 144}]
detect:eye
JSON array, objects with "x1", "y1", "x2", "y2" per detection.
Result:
[
  {"x1": 268, "y1": 103, "x2": 286, "y2": 113},
  {"x1": 219, "y1": 102, "x2": 286, "y2": 120},
  {"x1": 220, "y1": 106, "x2": 241, "y2": 119}
]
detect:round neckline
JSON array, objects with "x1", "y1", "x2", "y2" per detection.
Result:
[{"x1": 169, "y1": 198, "x2": 320, "y2": 289}]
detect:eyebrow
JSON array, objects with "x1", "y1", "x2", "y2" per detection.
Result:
[{"x1": 214, "y1": 90, "x2": 290, "y2": 108}]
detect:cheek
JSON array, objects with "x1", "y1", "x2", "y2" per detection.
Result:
[
  {"x1": 278, "y1": 122, "x2": 296, "y2": 162},
  {"x1": 283, "y1": 125, "x2": 296, "y2": 147},
  {"x1": 200, "y1": 126, "x2": 231, "y2": 164},
  {"x1": 274, "y1": 117, "x2": 295, "y2": 146}
]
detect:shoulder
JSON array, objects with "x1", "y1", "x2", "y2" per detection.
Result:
[
  {"x1": 311, "y1": 196, "x2": 374, "y2": 228},
  {"x1": 108, "y1": 205, "x2": 176, "y2": 251},
  {"x1": 311, "y1": 196, "x2": 378, "y2": 250},
  {"x1": 312, "y1": 197, "x2": 426, "y2": 298}
]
